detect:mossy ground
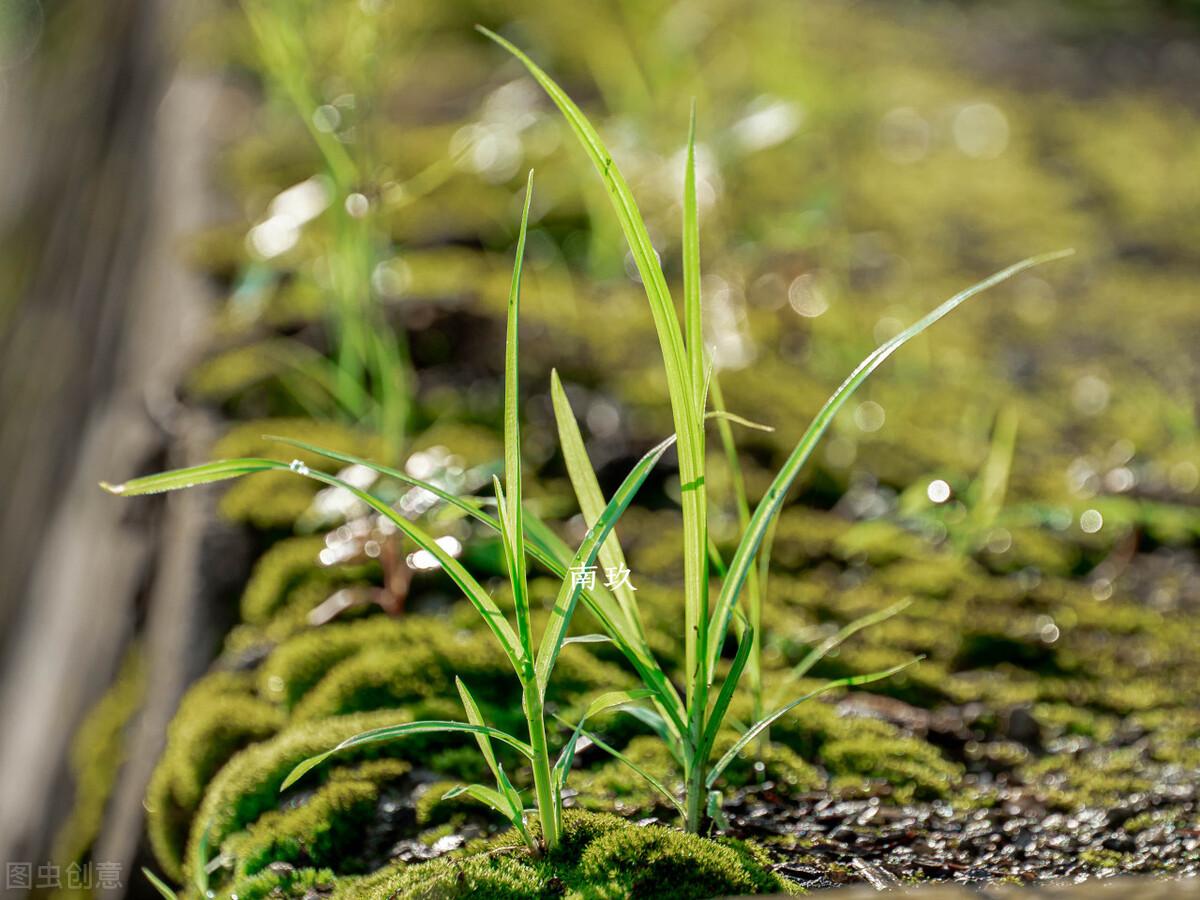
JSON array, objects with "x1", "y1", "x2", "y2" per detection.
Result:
[{"x1": 53, "y1": 0, "x2": 1200, "y2": 896}]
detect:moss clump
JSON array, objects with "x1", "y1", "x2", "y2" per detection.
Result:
[
  {"x1": 226, "y1": 759, "x2": 412, "y2": 879},
  {"x1": 146, "y1": 673, "x2": 285, "y2": 879},
  {"x1": 49, "y1": 649, "x2": 146, "y2": 885},
  {"x1": 180, "y1": 710, "x2": 415, "y2": 884},
  {"x1": 335, "y1": 811, "x2": 796, "y2": 900}
]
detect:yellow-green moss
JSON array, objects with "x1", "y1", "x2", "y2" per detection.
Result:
[
  {"x1": 48, "y1": 649, "x2": 146, "y2": 889},
  {"x1": 146, "y1": 673, "x2": 285, "y2": 879},
  {"x1": 332, "y1": 811, "x2": 796, "y2": 900},
  {"x1": 226, "y1": 759, "x2": 412, "y2": 879}
]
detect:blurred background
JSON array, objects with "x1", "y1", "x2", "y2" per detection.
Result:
[{"x1": 1, "y1": 0, "x2": 1198, "y2": 896}]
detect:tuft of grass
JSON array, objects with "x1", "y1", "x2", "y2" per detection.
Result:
[{"x1": 478, "y1": 24, "x2": 1072, "y2": 831}]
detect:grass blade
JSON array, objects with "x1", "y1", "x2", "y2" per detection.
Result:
[
  {"x1": 791, "y1": 598, "x2": 912, "y2": 679},
  {"x1": 697, "y1": 612, "x2": 753, "y2": 766},
  {"x1": 534, "y1": 434, "x2": 676, "y2": 694},
  {"x1": 107, "y1": 454, "x2": 525, "y2": 670},
  {"x1": 455, "y1": 677, "x2": 511, "y2": 803},
  {"x1": 281, "y1": 720, "x2": 535, "y2": 790},
  {"x1": 683, "y1": 101, "x2": 704, "y2": 414},
  {"x1": 706, "y1": 658, "x2": 922, "y2": 788},
  {"x1": 504, "y1": 171, "x2": 535, "y2": 660},
  {"x1": 567, "y1": 722, "x2": 686, "y2": 819},
  {"x1": 100, "y1": 459, "x2": 283, "y2": 495},
  {"x1": 142, "y1": 868, "x2": 178, "y2": 900},
  {"x1": 549, "y1": 370, "x2": 645, "y2": 639},
  {"x1": 554, "y1": 688, "x2": 656, "y2": 780},
  {"x1": 708, "y1": 250, "x2": 1074, "y2": 666}
]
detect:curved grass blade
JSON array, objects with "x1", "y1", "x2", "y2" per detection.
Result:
[
  {"x1": 443, "y1": 783, "x2": 531, "y2": 846},
  {"x1": 706, "y1": 658, "x2": 922, "y2": 788},
  {"x1": 479, "y1": 27, "x2": 710, "y2": 735},
  {"x1": 549, "y1": 369, "x2": 645, "y2": 640},
  {"x1": 707, "y1": 250, "x2": 1074, "y2": 670},
  {"x1": 576, "y1": 725, "x2": 686, "y2": 820},
  {"x1": 142, "y1": 868, "x2": 177, "y2": 900},
  {"x1": 477, "y1": 27, "x2": 690, "y2": 407},
  {"x1": 703, "y1": 410, "x2": 775, "y2": 432},
  {"x1": 99, "y1": 459, "x2": 282, "y2": 495},
  {"x1": 791, "y1": 598, "x2": 912, "y2": 679},
  {"x1": 535, "y1": 434, "x2": 677, "y2": 694},
  {"x1": 261, "y1": 435, "x2": 687, "y2": 732},
  {"x1": 455, "y1": 677, "x2": 521, "y2": 814},
  {"x1": 554, "y1": 688, "x2": 657, "y2": 782},
  {"x1": 282, "y1": 720, "x2": 535, "y2": 790},
  {"x1": 107, "y1": 456, "x2": 525, "y2": 672}
]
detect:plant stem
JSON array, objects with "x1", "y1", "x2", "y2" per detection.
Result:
[{"x1": 523, "y1": 681, "x2": 560, "y2": 852}]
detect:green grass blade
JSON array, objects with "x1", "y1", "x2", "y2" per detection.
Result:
[
  {"x1": 477, "y1": 27, "x2": 690, "y2": 407},
  {"x1": 480, "y1": 28, "x2": 709, "y2": 733},
  {"x1": 706, "y1": 658, "x2": 922, "y2": 788},
  {"x1": 455, "y1": 677, "x2": 508, "y2": 797},
  {"x1": 443, "y1": 782, "x2": 513, "y2": 816},
  {"x1": 697, "y1": 612, "x2": 753, "y2": 767},
  {"x1": 299, "y1": 467, "x2": 524, "y2": 670},
  {"x1": 282, "y1": 720, "x2": 535, "y2": 790},
  {"x1": 708, "y1": 250, "x2": 1074, "y2": 665},
  {"x1": 100, "y1": 459, "x2": 284, "y2": 495},
  {"x1": 683, "y1": 101, "x2": 704, "y2": 415},
  {"x1": 263, "y1": 435, "x2": 687, "y2": 732},
  {"x1": 443, "y1": 782, "x2": 532, "y2": 846},
  {"x1": 791, "y1": 598, "x2": 912, "y2": 679},
  {"x1": 972, "y1": 404, "x2": 1018, "y2": 532},
  {"x1": 106, "y1": 451, "x2": 526, "y2": 671},
  {"x1": 535, "y1": 434, "x2": 676, "y2": 695},
  {"x1": 549, "y1": 369, "x2": 645, "y2": 639},
  {"x1": 576, "y1": 725, "x2": 686, "y2": 820},
  {"x1": 494, "y1": 477, "x2": 533, "y2": 665},
  {"x1": 554, "y1": 688, "x2": 656, "y2": 779},
  {"x1": 142, "y1": 868, "x2": 178, "y2": 900},
  {"x1": 504, "y1": 171, "x2": 535, "y2": 660}
]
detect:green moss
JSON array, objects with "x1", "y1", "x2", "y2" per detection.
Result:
[
  {"x1": 184, "y1": 710, "x2": 415, "y2": 882},
  {"x1": 577, "y1": 818, "x2": 793, "y2": 899},
  {"x1": 334, "y1": 811, "x2": 794, "y2": 900},
  {"x1": 224, "y1": 865, "x2": 338, "y2": 900},
  {"x1": 226, "y1": 759, "x2": 412, "y2": 878},
  {"x1": 146, "y1": 673, "x2": 284, "y2": 879},
  {"x1": 49, "y1": 649, "x2": 146, "y2": 882},
  {"x1": 821, "y1": 733, "x2": 960, "y2": 802}
]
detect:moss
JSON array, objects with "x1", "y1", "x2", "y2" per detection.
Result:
[
  {"x1": 226, "y1": 759, "x2": 412, "y2": 878},
  {"x1": 1079, "y1": 848, "x2": 1127, "y2": 870},
  {"x1": 833, "y1": 520, "x2": 928, "y2": 565},
  {"x1": 1021, "y1": 747, "x2": 1153, "y2": 809},
  {"x1": 146, "y1": 673, "x2": 284, "y2": 879},
  {"x1": 48, "y1": 649, "x2": 146, "y2": 883},
  {"x1": 225, "y1": 865, "x2": 338, "y2": 900},
  {"x1": 240, "y1": 535, "x2": 328, "y2": 624},
  {"x1": 821, "y1": 733, "x2": 960, "y2": 802},
  {"x1": 335, "y1": 811, "x2": 794, "y2": 900},
  {"x1": 184, "y1": 710, "x2": 417, "y2": 883},
  {"x1": 577, "y1": 818, "x2": 793, "y2": 899}
]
